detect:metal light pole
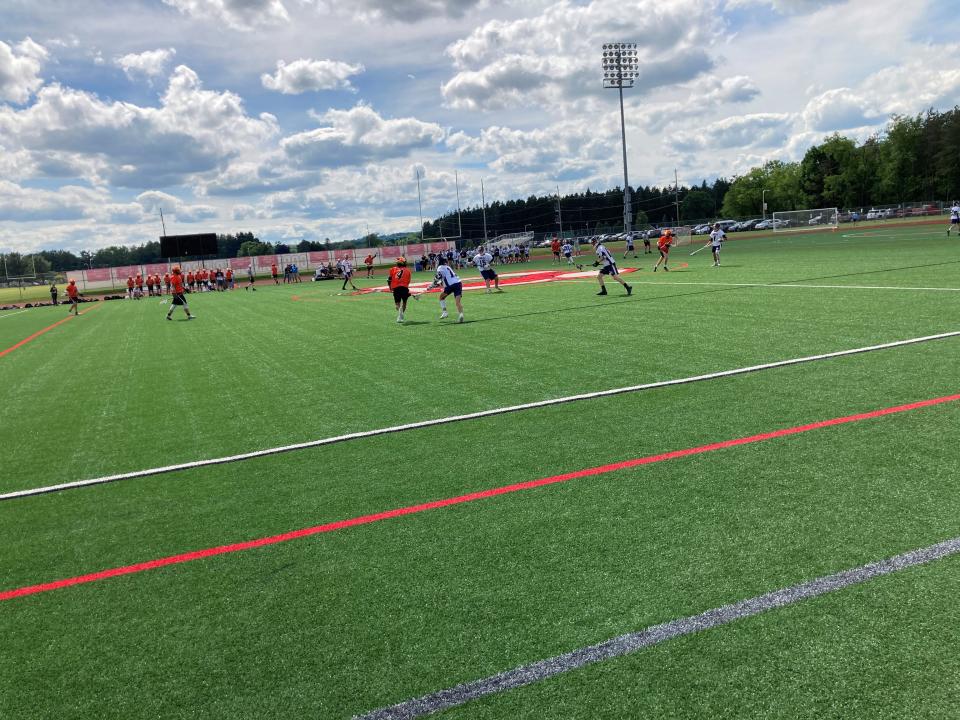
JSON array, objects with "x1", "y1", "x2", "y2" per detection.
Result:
[
  {"x1": 762, "y1": 189, "x2": 768, "y2": 220},
  {"x1": 602, "y1": 43, "x2": 638, "y2": 234},
  {"x1": 416, "y1": 168, "x2": 425, "y2": 242}
]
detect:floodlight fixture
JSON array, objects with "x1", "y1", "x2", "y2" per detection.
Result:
[{"x1": 601, "y1": 41, "x2": 638, "y2": 232}]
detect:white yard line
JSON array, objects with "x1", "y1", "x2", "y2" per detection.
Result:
[
  {"x1": 356, "y1": 535, "x2": 960, "y2": 719},
  {"x1": 628, "y1": 280, "x2": 960, "y2": 292},
  {"x1": 3, "y1": 328, "x2": 959, "y2": 502},
  {"x1": 0, "y1": 309, "x2": 28, "y2": 319}
]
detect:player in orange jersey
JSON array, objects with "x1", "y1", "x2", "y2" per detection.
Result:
[
  {"x1": 654, "y1": 228, "x2": 673, "y2": 272},
  {"x1": 364, "y1": 252, "x2": 376, "y2": 278},
  {"x1": 66, "y1": 279, "x2": 80, "y2": 315},
  {"x1": 387, "y1": 256, "x2": 418, "y2": 323},
  {"x1": 165, "y1": 267, "x2": 195, "y2": 320},
  {"x1": 271, "y1": 263, "x2": 279, "y2": 284}
]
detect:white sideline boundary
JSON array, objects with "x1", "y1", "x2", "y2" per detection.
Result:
[
  {"x1": 629, "y1": 280, "x2": 960, "y2": 292},
  {"x1": 0, "y1": 309, "x2": 29, "y2": 319},
  {"x1": 356, "y1": 535, "x2": 960, "y2": 719},
  {"x1": 3, "y1": 329, "x2": 959, "y2": 502}
]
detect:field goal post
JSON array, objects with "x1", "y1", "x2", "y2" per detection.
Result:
[{"x1": 772, "y1": 208, "x2": 839, "y2": 232}]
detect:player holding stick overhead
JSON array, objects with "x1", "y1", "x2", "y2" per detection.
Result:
[
  {"x1": 165, "y1": 267, "x2": 195, "y2": 321},
  {"x1": 427, "y1": 256, "x2": 464, "y2": 322},
  {"x1": 591, "y1": 238, "x2": 632, "y2": 296},
  {"x1": 364, "y1": 252, "x2": 377, "y2": 278},
  {"x1": 653, "y1": 228, "x2": 673, "y2": 272},
  {"x1": 948, "y1": 202, "x2": 960, "y2": 236},
  {"x1": 387, "y1": 256, "x2": 417, "y2": 323}
]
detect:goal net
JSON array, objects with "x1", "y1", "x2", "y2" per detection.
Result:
[
  {"x1": 772, "y1": 208, "x2": 838, "y2": 232},
  {"x1": 662, "y1": 226, "x2": 694, "y2": 247}
]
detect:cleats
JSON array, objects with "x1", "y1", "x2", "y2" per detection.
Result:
[
  {"x1": 596, "y1": 288, "x2": 608, "y2": 296},
  {"x1": 166, "y1": 315, "x2": 172, "y2": 320},
  {"x1": 625, "y1": 284, "x2": 632, "y2": 296},
  {"x1": 458, "y1": 314, "x2": 464, "y2": 323},
  {"x1": 440, "y1": 311, "x2": 448, "y2": 319}
]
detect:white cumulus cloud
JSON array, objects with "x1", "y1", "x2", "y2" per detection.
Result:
[
  {"x1": 441, "y1": 0, "x2": 720, "y2": 111},
  {"x1": 0, "y1": 38, "x2": 48, "y2": 104},
  {"x1": 162, "y1": 0, "x2": 289, "y2": 31},
  {"x1": 282, "y1": 103, "x2": 444, "y2": 168},
  {"x1": 115, "y1": 48, "x2": 177, "y2": 80},
  {"x1": 261, "y1": 58, "x2": 364, "y2": 94}
]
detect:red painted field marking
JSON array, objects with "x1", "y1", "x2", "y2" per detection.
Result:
[
  {"x1": 2, "y1": 391, "x2": 959, "y2": 602},
  {"x1": 0, "y1": 303, "x2": 101, "y2": 359}
]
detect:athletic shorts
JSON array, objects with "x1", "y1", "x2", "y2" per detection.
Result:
[
  {"x1": 952, "y1": 217, "x2": 959, "y2": 224},
  {"x1": 626, "y1": 241, "x2": 634, "y2": 249},
  {"x1": 392, "y1": 287, "x2": 410, "y2": 302},
  {"x1": 659, "y1": 247, "x2": 670, "y2": 257},
  {"x1": 444, "y1": 282, "x2": 463, "y2": 297},
  {"x1": 563, "y1": 253, "x2": 571, "y2": 259},
  {"x1": 480, "y1": 269, "x2": 497, "y2": 280},
  {"x1": 172, "y1": 293, "x2": 187, "y2": 306},
  {"x1": 599, "y1": 264, "x2": 618, "y2": 276},
  {"x1": 553, "y1": 252, "x2": 560, "y2": 258},
  {"x1": 643, "y1": 238, "x2": 651, "y2": 245}
]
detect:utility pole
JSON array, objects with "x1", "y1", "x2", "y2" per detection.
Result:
[
  {"x1": 416, "y1": 168, "x2": 424, "y2": 243},
  {"x1": 455, "y1": 171, "x2": 463, "y2": 238},
  {"x1": 556, "y1": 185, "x2": 564, "y2": 237},
  {"x1": 481, "y1": 177, "x2": 489, "y2": 242},
  {"x1": 675, "y1": 168, "x2": 681, "y2": 225}
]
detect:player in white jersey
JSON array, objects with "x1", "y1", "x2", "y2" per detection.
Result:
[
  {"x1": 623, "y1": 232, "x2": 637, "y2": 259},
  {"x1": 591, "y1": 238, "x2": 632, "y2": 296},
  {"x1": 340, "y1": 258, "x2": 357, "y2": 291},
  {"x1": 473, "y1": 246, "x2": 501, "y2": 292},
  {"x1": 427, "y1": 257, "x2": 464, "y2": 322},
  {"x1": 948, "y1": 202, "x2": 960, "y2": 235},
  {"x1": 708, "y1": 224, "x2": 725, "y2": 266},
  {"x1": 561, "y1": 241, "x2": 573, "y2": 264}
]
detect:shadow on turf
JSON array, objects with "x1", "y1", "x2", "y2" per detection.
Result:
[{"x1": 435, "y1": 258, "x2": 960, "y2": 327}]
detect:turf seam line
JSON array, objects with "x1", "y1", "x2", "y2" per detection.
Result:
[
  {"x1": 354, "y1": 535, "x2": 960, "y2": 719},
  {"x1": 3, "y1": 328, "x2": 959, "y2": 501},
  {"x1": 1, "y1": 392, "x2": 958, "y2": 602},
  {"x1": 0, "y1": 303, "x2": 101, "y2": 359}
]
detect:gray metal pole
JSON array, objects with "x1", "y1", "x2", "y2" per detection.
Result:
[
  {"x1": 416, "y1": 169, "x2": 424, "y2": 243},
  {"x1": 618, "y1": 82, "x2": 631, "y2": 233},
  {"x1": 481, "y1": 178, "x2": 488, "y2": 241}
]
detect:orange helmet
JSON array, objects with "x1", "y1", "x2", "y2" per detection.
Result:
[
  {"x1": 397, "y1": 256, "x2": 407, "y2": 265},
  {"x1": 172, "y1": 266, "x2": 181, "y2": 275}
]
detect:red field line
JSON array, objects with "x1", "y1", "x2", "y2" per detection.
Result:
[
  {"x1": 3, "y1": 391, "x2": 959, "y2": 602},
  {"x1": 0, "y1": 303, "x2": 101, "y2": 359}
]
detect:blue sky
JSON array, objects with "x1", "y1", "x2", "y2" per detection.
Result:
[{"x1": 1, "y1": 0, "x2": 958, "y2": 253}]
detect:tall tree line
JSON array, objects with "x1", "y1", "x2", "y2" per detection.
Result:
[{"x1": 721, "y1": 107, "x2": 960, "y2": 217}]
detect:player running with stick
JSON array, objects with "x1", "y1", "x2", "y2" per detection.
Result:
[
  {"x1": 653, "y1": 229, "x2": 673, "y2": 272},
  {"x1": 165, "y1": 267, "x2": 195, "y2": 321},
  {"x1": 387, "y1": 256, "x2": 417, "y2": 323},
  {"x1": 66, "y1": 279, "x2": 80, "y2": 315},
  {"x1": 472, "y1": 245, "x2": 501, "y2": 293},
  {"x1": 948, "y1": 202, "x2": 960, "y2": 235},
  {"x1": 340, "y1": 258, "x2": 358, "y2": 291},
  {"x1": 427, "y1": 256, "x2": 464, "y2": 322},
  {"x1": 592, "y1": 238, "x2": 632, "y2": 296}
]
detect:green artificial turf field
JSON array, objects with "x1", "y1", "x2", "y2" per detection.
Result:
[{"x1": 2, "y1": 224, "x2": 959, "y2": 718}]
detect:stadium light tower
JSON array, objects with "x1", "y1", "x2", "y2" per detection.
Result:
[{"x1": 602, "y1": 42, "x2": 638, "y2": 233}]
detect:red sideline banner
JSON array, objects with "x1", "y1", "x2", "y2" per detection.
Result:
[
  {"x1": 112, "y1": 265, "x2": 141, "y2": 280},
  {"x1": 380, "y1": 245, "x2": 402, "y2": 258},
  {"x1": 229, "y1": 257, "x2": 252, "y2": 270},
  {"x1": 405, "y1": 243, "x2": 426, "y2": 256},
  {"x1": 85, "y1": 268, "x2": 112, "y2": 282},
  {"x1": 255, "y1": 254, "x2": 278, "y2": 269},
  {"x1": 308, "y1": 251, "x2": 330, "y2": 264},
  {"x1": 144, "y1": 262, "x2": 169, "y2": 275}
]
